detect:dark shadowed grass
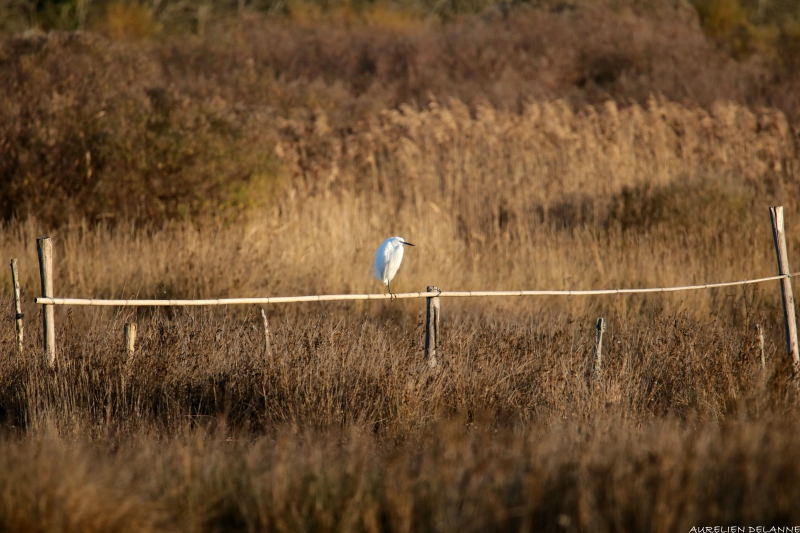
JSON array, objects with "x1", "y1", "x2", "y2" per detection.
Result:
[
  {"x1": 2, "y1": 302, "x2": 794, "y2": 437},
  {"x1": 2, "y1": 416, "x2": 800, "y2": 533},
  {"x1": 0, "y1": 301, "x2": 798, "y2": 531}
]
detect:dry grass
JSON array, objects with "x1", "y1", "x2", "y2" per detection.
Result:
[
  {"x1": 0, "y1": 302, "x2": 799, "y2": 531},
  {"x1": 3, "y1": 6, "x2": 800, "y2": 530},
  {"x1": 2, "y1": 417, "x2": 800, "y2": 532},
  {"x1": 4, "y1": 303, "x2": 795, "y2": 433},
  {"x1": 2, "y1": 96, "x2": 798, "y2": 319}
]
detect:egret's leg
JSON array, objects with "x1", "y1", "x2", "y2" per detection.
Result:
[{"x1": 388, "y1": 280, "x2": 394, "y2": 299}]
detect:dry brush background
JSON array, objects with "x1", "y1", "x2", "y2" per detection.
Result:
[{"x1": 3, "y1": 1, "x2": 800, "y2": 531}]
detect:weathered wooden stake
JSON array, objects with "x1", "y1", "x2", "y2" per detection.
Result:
[
  {"x1": 37, "y1": 237, "x2": 55, "y2": 367},
  {"x1": 124, "y1": 322, "x2": 137, "y2": 359},
  {"x1": 594, "y1": 317, "x2": 606, "y2": 378},
  {"x1": 424, "y1": 286, "x2": 440, "y2": 368},
  {"x1": 769, "y1": 207, "x2": 799, "y2": 366},
  {"x1": 756, "y1": 323, "x2": 765, "y2": 369},
  {"x1": 260, "y1": 308, "x2": 271, "y2": 356},
  {"x1": 10, "y1": 259, "x2": 23, "y2": 354}
]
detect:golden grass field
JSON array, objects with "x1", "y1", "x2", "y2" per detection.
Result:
[
  {"x1": 2, "y1": 2, "x2": 800, "y2": 531},
  {"x1": 3, "y1": 96, "x2": 799, "y2": 315}
]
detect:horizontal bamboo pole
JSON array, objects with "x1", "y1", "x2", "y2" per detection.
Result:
[{"x1": 34, "y1": 273, "x2": 797, "y2": 307}]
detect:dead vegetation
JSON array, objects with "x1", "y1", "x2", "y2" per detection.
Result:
[
  {"x1": 3, "y1": 86, "x2": 800, "y2": 533},
  {"x1": 2, "y1": 95, "x2": 798, "y2": 320},
  {"x1": 3, "y1": 2, "x2": 800, "y2": 226},
  {"x1": 2, "y1": 2, "x2": 800, "y2": 531},
  {"x1": 0, "y1": 303, "x2": 799, "y2": 531}
]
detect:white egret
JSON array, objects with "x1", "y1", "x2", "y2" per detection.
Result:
[{"x1": 373, "y1": 236, "x2": 415, "y2": 296}]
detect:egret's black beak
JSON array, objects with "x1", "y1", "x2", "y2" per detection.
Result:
[{"x1": 403, "y1": 242, "x2": 415, "y2": 246}]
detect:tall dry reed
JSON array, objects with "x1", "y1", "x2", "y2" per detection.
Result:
[{"x1": 2, "y1": 97, "x2": 798, "y2": 321}]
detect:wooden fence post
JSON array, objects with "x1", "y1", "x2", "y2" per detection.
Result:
[
  {"x1": 424, "y1": 286, "x2": 440, "y2": 368},
  {"x1": 124, "y1": 322, "x2": 137, "y2": 359},
  {"x1": 755, "y1": 323, "x2": 765, "y2": 369},
  {"x1": 10, "y1": 259, "x2": 23, "y2": 355},
  {"x1": 769, "y1": 206, "x2": 799, "y2": 367},
  {"x1": 594, "y1": 317, "x2": 605, "y2": 378},
  {"x1": 260, "y1": 308, "x2": 271, "y2": 356},
  {"x1": 37, "y1": 237, "x2": 55, "y2": 367}
]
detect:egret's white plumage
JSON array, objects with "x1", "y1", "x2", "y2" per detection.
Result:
[{"x1": 373, "y1": 236, "x2": 415, "y2": 295}]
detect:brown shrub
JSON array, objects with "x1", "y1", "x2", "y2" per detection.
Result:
[
  {"x1": 0, "y1": 32, "x2": 280, "y2": 226},
  {"x1": 4, "y1": 3, "x2": 800, "y2": 227}
]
